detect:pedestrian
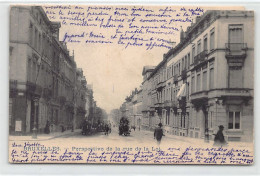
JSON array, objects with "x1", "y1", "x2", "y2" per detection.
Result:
[
  {"x1": 44, "y1": 120, "x2": 50, "y2": 134},
  {"x1": 105, "y1": 124, "x2": 109, "y2": 135},
  {"x1": 154, "y1": 123, "x2": 163, "y2": 145},
  {"x1": 213, "y1": 125, "x2": 227, "y2": 146}
]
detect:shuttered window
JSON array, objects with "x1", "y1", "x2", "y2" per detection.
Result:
[{"x1": 229, "y1": 66, "x2": 243, "y2": 88}]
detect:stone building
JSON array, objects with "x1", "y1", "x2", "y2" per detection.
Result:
[
  {"x1": 130, "y1": 10, "x2": 254, "y2": 142},
  {"x1": 141, "y1": 66, "x2": 155, "y2": 130},
  {"x1": 9, "y1": 6, "x2": 88, "y2": 135}
]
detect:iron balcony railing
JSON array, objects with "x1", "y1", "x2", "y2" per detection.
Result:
[
  {"x1": 194, "y1": 50, "x2": 208, "y2": 66},
  {"x1": 225, "y1": 43, "x2": 247, "y2": 56}
]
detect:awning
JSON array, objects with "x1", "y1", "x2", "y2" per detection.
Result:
[{"x1": 176, "y1": 83, "x2": 186, "y2": 100}]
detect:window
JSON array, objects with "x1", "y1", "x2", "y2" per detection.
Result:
[
  {"x1": 195, "y1": 112, "x2": 198, "y2": 127},
  {"x1": 196, "y1": 74, "x2": 201, "y2": 92},
  {"x1": 163, "y1": 90, "x2": 165, "y2": 102},
  {"x1": 182, "y1": 58, "x2": 184, "y2": 70},
  {"x1": 185, "y1": 56, "x2": 187, "y2": 70},
  {"x1": 28, "y1": 58, "x2": 31, "y2": 82},
  {"x1": 182, "y1": 114, "x2": 186, "y2": 128},
  {"x1": 186, "y1": 82, "x2": 189, "y2": 100},
  {"x1": 229, "y1": 66, "x2": 243, "y2": 88},
  {"x1": 208, "y1": 111, "x2": 213, "y2": 128},
  {"x1": 39, "y1": 33, "x2": 41, "y2": 52},
  {"x1": 187, "y1": 53, "x2": 190, "y2": 69},
  {"x1": 228, "y1": 112, "x2": 241, "y2": 129},
  {"x1": 32, "y1": 61, "x2": 36, "y2": 82},
  {"x1": 209, "y1": 68, "x2": 214, "y2": 89},
  {"x1": 202, "y1": 71, "x2": 207, "y2": 90},
  {"x1": 180, "y1": 114, "x2": 182, "y2": 128},
  {"x1": 166, "y1": 111, "x2": 170, "y2": 125},
  {"x1": 34, "y1": 28, "x2": 37, "y2": 49},
  {"x1": 171, "y1": 87, "x2": 173, "y2": 101},
  {"x1": 191, "y1": 76, "x2": 195, "y2": 93},
  {"x1": 172, "y1": 65, "x2": 174, "y2": 76},
  {"x1": 210, "y1": 28, "x2": 215, "y2": 50},
  {"x1": 204, "y1": 35, "x2": 208, "y2": 51},
  {"x1": 178, "y1": 62, "x2": 181, "y2": 75},
  {"x1": 29, "y1": 23, "x2": 33, "y2": 46},
  {"x1": 173, "y1": 112, "x2": 176, "y2": 126},
  {"x1": 229, "y1": 24, "x2": 243, "y2": 44},
  {"x1": 197, "y1": 40, "x2": 201, "y2": 54},
  {"x1": 192, "y1": 46, "x2": 195, "y2": 63}
]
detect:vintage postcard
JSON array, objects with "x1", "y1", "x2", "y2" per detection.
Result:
[{"x1": 9, "y1": 4, "x2": 254, "y2": 164}]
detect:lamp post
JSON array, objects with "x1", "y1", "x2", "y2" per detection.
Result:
[
  {"x1": 138, "y1": 116, "x2": 141, "y2": 131},
  {"x1": 32, "y1": 97, "x2": 39, "y2": 139},
  {"x1": 31, "y1": 53, "x2": 43, "y2": 139},
  {"x1": 204, "y1": 105, "x2": 210, "y2": 143}
]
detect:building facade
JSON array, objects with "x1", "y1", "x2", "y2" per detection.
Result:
[
  {"x1": 9, "y1": 6, "x2": 88, "y2": 135},
  {"x1": 121, "y1": 10, "x2": 254, "y2": 142}
]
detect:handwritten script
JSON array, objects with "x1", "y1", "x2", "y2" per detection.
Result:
[
  {"x1": 10, "y1": 142, "x2": 253, "y2": 164},
  {"x1": 43, "y1": 5, "x2": 204, "y2": 50}
]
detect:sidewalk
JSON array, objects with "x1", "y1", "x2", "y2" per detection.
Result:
[
  {"x1": 9, "y1": 129, "x2": 81, "y2": 141},
  {"x1": 135, "y1": 128, "x2": 212, "y2": 145},
  {"x1": 133, "y1": 128, "x2": 252, "y2": 148}
]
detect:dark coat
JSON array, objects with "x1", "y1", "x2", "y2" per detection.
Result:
[
  {"x1": 154, "y1": 127, "x2": 163, "y2": 140},
  {"x1": 214, "y1": 130, "x2": 226, "y2": 145}
]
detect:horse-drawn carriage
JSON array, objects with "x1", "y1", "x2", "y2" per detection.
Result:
[
  {"x1": 81, "y1": 121, "x2": 92, "y2": 135},
  {"x1": 119, "y1": 117, "x2": 131, "y2": 136}
]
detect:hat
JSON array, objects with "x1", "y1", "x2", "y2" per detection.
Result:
[
  {"x1": 218, "y1": 125, "x2": 224, "y2": 129},
  {"x1": 158, "y1": 123, "x2": 162, "y2": 127}
]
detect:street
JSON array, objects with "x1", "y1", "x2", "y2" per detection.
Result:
[
  {"x1": 9, "y1": 125, "x2": 252, "y2": 149},
  {"x1": 51, "y1": 126, "x2": 203, "y2": 147},
  {"x1": 47, "y1": 126, "x2": 252, "y2": 149}
]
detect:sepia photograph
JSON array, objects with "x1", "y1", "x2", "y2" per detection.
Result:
[{"x1": 8, "y1": 4, "x2": 254, "y2": 165}]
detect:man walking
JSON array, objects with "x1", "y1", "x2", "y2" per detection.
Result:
[{"x1": 154, "y1": 123, "x2": 163, "y2": 145}]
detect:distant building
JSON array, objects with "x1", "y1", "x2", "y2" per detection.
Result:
[
  {"x1": 85, "y1": 84, "x2": 95, "y2": 125},
  {"x1": 141, "y1": 66, "x2": 155, "y2": 130},
  {"x1": 75, "y1": 68, "x2": 87, "y2": 129}
]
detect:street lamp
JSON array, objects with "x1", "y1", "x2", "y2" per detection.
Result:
[
  {"x1": 204, "y1": 105, "x2": 210, "y2": 143},
  {"x1": 138, "y1": 116, "x2": 141, "y2": 131},
  {"x1": 31, "y1": 53, "x2": 43, "y2": 139},
  {"x1": 32, "y1": 97, "x2": 39, "y2": 139}
]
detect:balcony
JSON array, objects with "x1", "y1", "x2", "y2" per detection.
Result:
[
  {"x1": 164, "y1": 100, "x2": 171, "y2": 108},
  {"x1": 190, "y1": 90, "x2": 208, "y2": 104},
  {"x1": 193, "y1": 50, "x2": 208, "y2": 67},
  {"x1": 154, "y1": 102, "x2": 163, "y2": 107},
  {"x1": 26, "y1": 81, "x2": 42, "y2": 96},
  {"x1": 173, "y1": 75, "x2": 178, "y2": 84},
  {"x1": 43, "y1": 88, "x2": 52, "y2": 100},
  {"x1": 225, "y1": 43, "x2": 247, "y2": 60},
  {"x1": 156, "y1": 81, "x2": 166, "y2": 91},
  {"x1": 164, "y1": 100, "x2": 178, "y2": 108},
  {"x1": 181, "y1": 69, "x2": 187, "y2": 80},
  {"x1": 213, "y1": 88, "x2": 252, "y2": 98}
]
